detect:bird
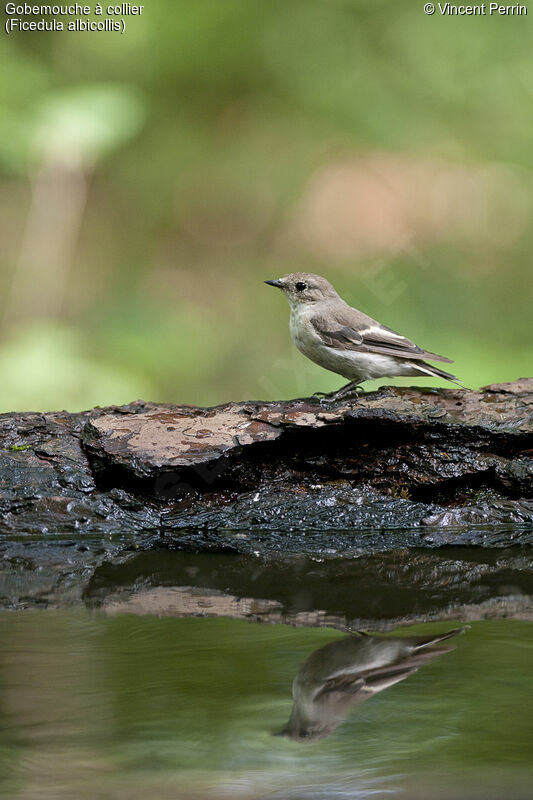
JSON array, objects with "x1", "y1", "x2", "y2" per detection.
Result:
[
  {"x1": 265, "y1": 272, "x2": 461, "y2": 399},
  {"x1": 276, "y1": 626, "x2": 468, "y2": 742}
]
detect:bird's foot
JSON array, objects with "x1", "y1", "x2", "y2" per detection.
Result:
[{"x1": 317, "y1": 382, "x2": 364, "y2": 404}]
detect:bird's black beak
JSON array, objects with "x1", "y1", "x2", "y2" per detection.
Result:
[{"x1": 264, "y1": 279, "x2": 283, "y2": 288}]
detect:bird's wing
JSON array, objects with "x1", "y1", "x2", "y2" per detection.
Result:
[
  {"x1": 311, "y1": 309, "x2": 454, "y2": 364},
  {"x1": 316, "y1": 662, "x2": 419, "y2": 703},
  {"x1": 316, "y1": 675, "x2": 366, "y2": 698}
]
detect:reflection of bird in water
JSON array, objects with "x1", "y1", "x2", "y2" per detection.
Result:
[{"x1": 277, "y1": 626, "x2": 468, "y2": 742}]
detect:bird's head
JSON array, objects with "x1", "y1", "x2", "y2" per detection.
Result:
[
  {"x1": 274, "y1": 708, "x2": 337, "y2": 743},
  {"x1": 264, "y1": 272, "x2": 340, "y2": 309}
]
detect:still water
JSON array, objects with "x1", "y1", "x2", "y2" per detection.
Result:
[
  {"x1": 1, "y1": 547, "x2": 533, "y2": 799},
  {"x1": 0, "y1": 612, "x2": 532, "y2": 798}
]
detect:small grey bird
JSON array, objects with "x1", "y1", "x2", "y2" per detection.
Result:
[
  {"x1": 277, "y1": 626, "x2": 468, "y2": 742},
  {"x1": 265, "y1": 272, "x2": 460, "y2": 397}
]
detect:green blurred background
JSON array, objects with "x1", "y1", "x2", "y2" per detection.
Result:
[{"x1": 0, "y1": 0, "x2": 532, "y2": 412}]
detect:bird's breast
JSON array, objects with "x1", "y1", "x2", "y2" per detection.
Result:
[{"x1": 289, "y1": 308, "x2": 320, "y2": 354}]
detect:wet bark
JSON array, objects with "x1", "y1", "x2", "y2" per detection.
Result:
[
  {"x1": 1, "y1": 378, "x2": 532, "y2": 609},
  {"x1": 1, "y1": 379, "x2": 532, "y2": 544}
]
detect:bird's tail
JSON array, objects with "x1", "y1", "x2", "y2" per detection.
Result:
[
  {"x1": 412, "y1": 625, "x2": 470, "y2": 650},
  {"x1": 414, "y1": 361, "x2": 465, "y2": 389}
]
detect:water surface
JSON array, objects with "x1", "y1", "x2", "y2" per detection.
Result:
[{"x1": 1, "y1": 609, "x2": 532, "y2": 799}]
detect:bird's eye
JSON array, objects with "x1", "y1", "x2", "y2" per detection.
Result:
[{"x1": 295, "y1": 282, "x2": 307, "y2": 291}]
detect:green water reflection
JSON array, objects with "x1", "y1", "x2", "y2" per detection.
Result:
[{"x1": 0, "y1": 613, "x2": 532, "y2": 799}]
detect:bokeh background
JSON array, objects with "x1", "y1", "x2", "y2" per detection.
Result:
[{"x1": 0, "y1": 1, "x2": 532, "y2": 412}]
